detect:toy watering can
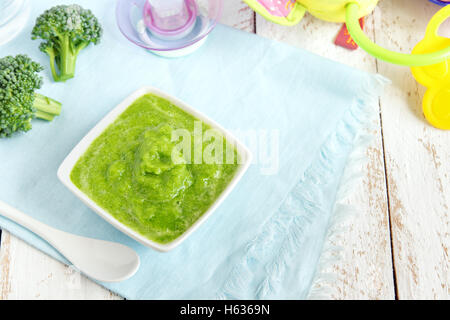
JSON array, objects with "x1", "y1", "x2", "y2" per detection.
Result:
[{"x1": 244, "y1": 0, "x2": 450, "y2": 67}]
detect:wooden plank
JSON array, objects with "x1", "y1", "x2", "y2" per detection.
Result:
[
  {"x1": 221, "y1": 0, "x2": 255, "y2": 33},
  {"x1": 373, "y1": 0, "x2": 449, "y2": 300},
  {"x1": 255, "y1": 9, "x2": 395, "y2": 299},
  {"x1": 0, "y1": 0, "x2": 255, "y2": 300},
  {"x1": 0, "y1": 232, "x2": 119, "y2": 300}
]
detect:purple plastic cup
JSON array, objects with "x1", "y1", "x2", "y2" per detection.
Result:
[{"x1": 116, "y1": 0, "x2": 223, "y2": 56}]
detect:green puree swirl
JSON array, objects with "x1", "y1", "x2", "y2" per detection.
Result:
[{"x1": 71, "y1": 94, "x2": 240, "y2": 244}]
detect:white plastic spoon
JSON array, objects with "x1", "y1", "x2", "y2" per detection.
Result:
[{"x1": 0, "y1": 200, "x2": 140, "y2": 282}]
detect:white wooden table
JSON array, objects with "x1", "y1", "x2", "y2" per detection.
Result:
[{"x1": 1, "y1": 0, "x2": 448, "y2": 300}]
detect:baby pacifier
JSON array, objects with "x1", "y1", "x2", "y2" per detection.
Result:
[
  {"x1": 411, "y1": 5, "x2": 450, "y2": 130},
  {"x1": 116, "y1": 0, "x2": 223, "y2": 58}
]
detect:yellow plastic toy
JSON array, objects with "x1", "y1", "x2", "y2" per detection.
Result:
[
  {"x1": 293, "y1": 0, "x2": 378, "y2": 22},
  {"x1": 412, "y1": 5, "x2": 450, "y2": 130},
  {"x1": 245, "y1": 0, "x2": 450, "y2": 67},
  {"x1": 244, "y1": 0, "x2": 377, "y2": 26},
  {"x1": 246, "y1": 0, "x2": 450, "y2": 129}
]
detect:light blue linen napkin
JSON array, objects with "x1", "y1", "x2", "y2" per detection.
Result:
[{"x1": 0, "y1": 0, "x2": 385, "y2": 299}]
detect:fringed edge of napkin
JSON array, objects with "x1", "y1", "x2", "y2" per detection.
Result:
[
  {"x1": 307, "y1": 74, "x2": 389, "y2": 300},
  {"x1": 216, "y1": 74, "x2": 389, "y2": 300}
]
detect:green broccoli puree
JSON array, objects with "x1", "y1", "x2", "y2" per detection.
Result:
[{"x1": 71, "y1": 94, "x2": 240, "y2": 244}]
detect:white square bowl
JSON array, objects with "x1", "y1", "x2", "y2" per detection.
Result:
[{"x1": 57, "y1": 86, "x2": 252, "y2": 252}]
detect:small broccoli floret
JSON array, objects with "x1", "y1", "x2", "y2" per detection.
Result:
[
  {"x1": 31, "y1": 4, "x2": 103, "y2": 82},
  {"x1": 0, "y1": 55, "x2": 62, "y2": 138}
]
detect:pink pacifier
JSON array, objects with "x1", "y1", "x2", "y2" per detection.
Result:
[{"x1": 117, "y1": 0, "x2": 223, "y2": 57}]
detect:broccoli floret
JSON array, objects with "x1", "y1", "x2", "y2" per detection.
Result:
[
  {"x1": 0, "y1": 55, "x2": 62, "y2": 138},
  {"x1": 31, "y1": 4, "x2": 103, "y2": 82}
]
